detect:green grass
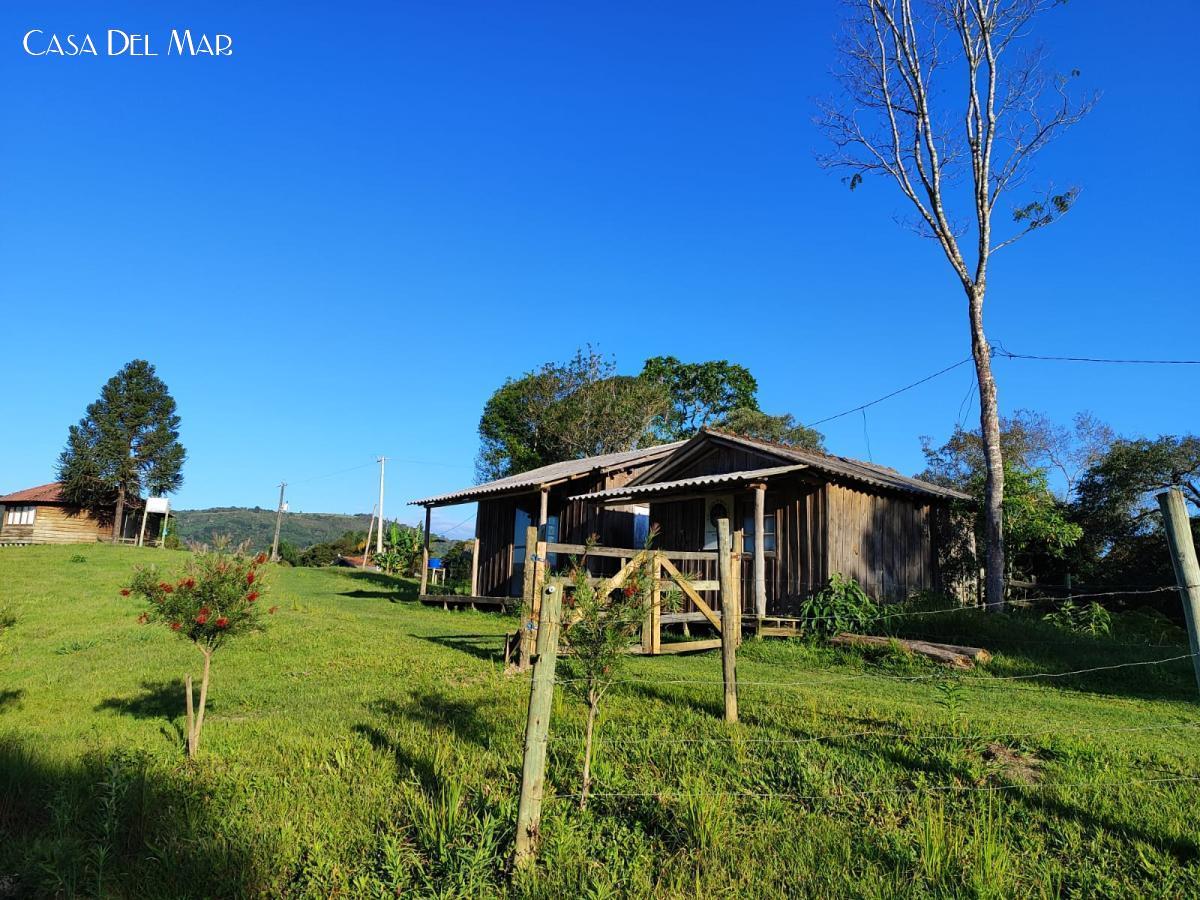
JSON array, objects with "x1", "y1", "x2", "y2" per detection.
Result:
[{"x1": 2, "y1": 545, "x2": 1199, "y2": 897}]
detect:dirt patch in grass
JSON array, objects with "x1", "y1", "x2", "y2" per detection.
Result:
[{"x1": 985, "y1": 743, "x2": 1043, "y2": 784}]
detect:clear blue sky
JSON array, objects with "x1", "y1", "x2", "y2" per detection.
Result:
[{"x1": 1, "y1": 1, "x2": 1196, "y2": 539}]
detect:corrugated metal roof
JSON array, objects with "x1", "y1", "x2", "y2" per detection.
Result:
[
  {"x1": 632, "y1": 429, "x2": 971, "y2": 501},
  {"x1": 408, "y1": 442, "x2": 687, "y2": 507},
  {"x1": 569, "y1": 464, "x2": 810, "y2": 501}
]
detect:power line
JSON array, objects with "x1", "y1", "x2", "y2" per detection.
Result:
[
  {"x1": 997, "y1": 345, "x2": 1200, "y2": 365},
  {"x1": 803, "y1": 357, "x2": 974, "y2": 428}
]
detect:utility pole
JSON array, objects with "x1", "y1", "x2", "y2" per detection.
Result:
[
  {"x1": 1158, "y1": 488, "x2": 1200, "y2": 698},
  {"x1": 376, "y1": 457, "x2": 386, "y2": 555},
  {"x1": 270, "y1": 482, "x2": 287, "y2": 562}
]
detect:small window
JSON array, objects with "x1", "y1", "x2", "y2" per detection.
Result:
[
  {"x1": 743, "y1": 511, "x2": 776, "y2": 554},
  {"x1": 4, "y1": 506, "x2": 35, "y2": 526}
]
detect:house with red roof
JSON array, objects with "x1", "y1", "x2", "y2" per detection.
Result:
[{"x1": 0, "y1": 482, "x2": 124, "y2": 545}]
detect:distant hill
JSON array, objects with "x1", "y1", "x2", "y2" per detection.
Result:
[{"x1": 171, "y1": 507, "x2": 374, "y2": 551}]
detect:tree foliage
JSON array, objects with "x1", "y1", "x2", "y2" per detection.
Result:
[
  {"x1": 640, "y1": 356, "x2": 758, "y2": 441},
  {"x1": 476, "y1": 348, "x2": 669, "y2": 481},
  {"x1": 720, "y1": 408, "x2": 825, "y2": 451},
  {"x1": 58, "y1": 359, "x2": 186, "y2": 535}
]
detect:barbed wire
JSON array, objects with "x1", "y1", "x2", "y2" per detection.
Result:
[
  {"x1": 544, "y1": 773, "x2": 1200, "y2": 804},
  {"x1": 548, "y1": 720, "x2": 1200, "y2": 748}
]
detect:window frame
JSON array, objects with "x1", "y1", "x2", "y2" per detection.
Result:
[{"x1": 4, "y1": 505, "x2": 36, "y2": 527}]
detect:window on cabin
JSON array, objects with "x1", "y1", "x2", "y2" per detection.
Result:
[
  {"x1": 4, "y1": 506, "x2": 35, "y2": 526},
  {"x1": 743, "y1": 510, "x2": 776, "y2": 554}
]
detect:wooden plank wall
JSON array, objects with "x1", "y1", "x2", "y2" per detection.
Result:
[
  {"x1": 476, "y1": 496, "x2": 518, "y2": 597},
  {"x1": 30, "y1": 506, "x2": 107, "y2": 544},
  {"x1": 824, "y1": 483, "x2": 935, "y2": 602}
]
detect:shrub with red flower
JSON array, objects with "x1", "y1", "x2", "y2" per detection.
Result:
[{"x1": 124, "y1": 550, "x2": 273, "y2": 758}]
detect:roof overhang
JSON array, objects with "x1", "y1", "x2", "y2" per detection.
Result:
[{"x1": 570, "y1": 464, "x2": 810, "y2": 505}]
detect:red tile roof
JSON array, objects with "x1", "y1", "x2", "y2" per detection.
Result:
[{"x1": 0, "y1": 482, "x2": 68, "y2": 504}]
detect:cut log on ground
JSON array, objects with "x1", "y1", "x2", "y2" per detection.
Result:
[{"x1": 830, "y1": 633, "x2": 991, "y2": 669}]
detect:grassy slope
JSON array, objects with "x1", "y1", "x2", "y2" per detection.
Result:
[
  {"x1": 1, "y1": 545, "x2": 1199, "y2": 898},
  {"x1": 171, "y1": 507, "x2": 373, "y2": 551}
]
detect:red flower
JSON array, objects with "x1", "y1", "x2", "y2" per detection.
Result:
[
  {"x1": 254, "y1": 552, "x2": 267, "y2": 565},
  {"x1": 199, "y1": 606, "x2": 210, "y2": 616},
  {"x1": 268, "y1": 605, "x2": 278, "y2": 615},
  {"x1": 120, "y1": 588, "x2": 131, "y2": 597},
  {"x1": 180, "y1": 577, "x2": 196, "y2": 589},
  {"x1": 170, "y1": 621, "x2": 182, "y2": 631},
  {"x1": 195, "y1": 613, "x2": 208, "y2": 625},
  {"x1": 160, "y1": 583, "x2": 174, "y2": 594},
  {"x1": 246, "y1": 591, "x2": 259, "y2": 603},
  {"x1": 215, "y1": 616, "x2": 229, "y2": 628},
  {"x1": 623, "y1": 586, "x2": 637, "y2": 598},
  {"x1": 246, "y1": 571, "x2": 256, "y2": 585}
]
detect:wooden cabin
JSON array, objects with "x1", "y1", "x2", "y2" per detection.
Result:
[
  {"x1": 572, "y1": 429, "x2": 970, "y2": 616},
  {"x1": 0, "y1": 482, "x2": 164, "y2": 547},
  {"x1": 410, "y1": 430, "x2": 969, "y2": 613},
  {"x1": 410, "y1": 443, "x2": 684, "y2": 598},
  {"x1": 0, "y1": 483, "x2": 114, "y2": 545}
]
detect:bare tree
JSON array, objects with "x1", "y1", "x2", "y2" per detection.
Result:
[{"x1": 818, "y1": 0, "x2": 1095, "y2": 609}]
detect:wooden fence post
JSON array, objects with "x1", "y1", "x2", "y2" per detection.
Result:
[
  {"x1": 1158, "y1": 488, "x2": 1200, "y2": 698},
  {"x1": 513, "y1": 580, "x2": 565, "y2": 867},
  {"x1": 642, "y1": 552, "x2": 662, "y2": 654},
  {"x1": 717, "y1": 517, "x2": 738, "y2": 723},
  {"x1": 517, "y1": 525, "x2": 539, "y2": 671}
]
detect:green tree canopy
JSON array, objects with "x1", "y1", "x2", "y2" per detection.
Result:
[
  {"x1": 58, "y1": 359, "x2": 186, "y2": 539},
  {"x1": 720, "y1": 408, "x2": 825, "y2": 451},
  {"x1": 476, "y1": 348, "x2": 669, "y2": 481},
  {"x1": 640, "y1": 356, "x2": 758, "y2": 441}
]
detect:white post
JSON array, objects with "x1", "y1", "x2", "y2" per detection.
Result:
[{"x1": 376, "y1": 456, "x2": 386, "y2": 555}]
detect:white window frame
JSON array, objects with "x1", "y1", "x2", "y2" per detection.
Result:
[{"x1": 4, "y1": 505, "x2": 36, "y2": 526}]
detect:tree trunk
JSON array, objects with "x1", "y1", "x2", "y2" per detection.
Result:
[
  {"x1": 185, "y1": 673, "x2": 196, "y2": 759},
  {"x1": 968, "y1": 286, "x2": 1006, "y2": 611},
  {"x1": 112, "y1": 485, "x2": 126, "y2": 542},
  {"x1": 580, "y1": 692, "x2": 599, "y2": 809},
  {"x1": 192, "y1": 647, "x2": 213, "y2": 756}
]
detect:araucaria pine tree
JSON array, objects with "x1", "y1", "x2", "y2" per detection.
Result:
[{"x1": 58, "y1": 359, "x2": 186, "y2": 541}]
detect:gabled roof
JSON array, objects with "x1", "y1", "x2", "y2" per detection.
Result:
[
  {"x1": 0, "y1": 482, "x2": 68, "y2": 504},
  {"x1": 408, "y1": 442, "x2": 687, "y2": 507},
  {"x1": 629, "y1": 428, "x2": 970, "y2": 501}
]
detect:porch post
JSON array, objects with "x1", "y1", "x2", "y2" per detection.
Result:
[
  {"x1": 752, "y1": 483, "x2": 767, "y2": 622},
  {"x1": 470, "y1": 537, "x2": 480, "y2": 597},
  {"x1": 420, "y1": 505, "x2": 432, "y2": 595},
  {"x1": 538, "y1": 486, "x2": 549, "y2": 537}
]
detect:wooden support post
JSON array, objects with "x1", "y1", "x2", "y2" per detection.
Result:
[
  {"x1": 518, "y1": 524, "x2": 539, "y2": 671},
  {"x1": 513, "y1": 579, "x2": 564, "y2": 867},
  {"x1": 137, "y1": 505, "x2": 149, "y2": 548},
  {"x1": 642, "y1": 552, "x2": 662, "y2": 654},
  {"x1": 1158, "y1": 488, "x2": 1200, "y2": 698},
  {"x1": 470, "y1": 537, "x2": 480, "y2": 597},
  {"x1": 733, "y1": 529, "x2": 744, "y2": 647},
  {"x1": 419, "y1": 505, "x2": 432, "y2": 595},
  {"x1": 752, "y1": 483, "x2": 767, "y2": 625},
  {"x1": 716, "y1": 517, "x2": 738, "y2": 723},
  {"x1": 538, "y1": 487, "x2": 549, "y2": 536}
]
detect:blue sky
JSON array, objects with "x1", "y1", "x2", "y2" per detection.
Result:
[{"x1": 1, "y1": 1, "x2": 1196, "y2": 539}]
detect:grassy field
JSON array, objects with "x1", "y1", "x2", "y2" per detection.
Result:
[{"x1": 2, "y1": 544, "x2": 1199, "y2": 898}]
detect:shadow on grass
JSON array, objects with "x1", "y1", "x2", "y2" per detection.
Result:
[
  {"x1": 417, "y1": 633, "x2": 507, "y2": 665},
  {"x1": 337, "y1": 570, "x2": 419, "y2": 603},
  {"x1": 97, "y1": 679, "x2": 209, "y2": 721},
  {"x1": 0, "y1": 689, "x2": 24, "y2": 713},
  {"x1": 0, "y1": 736, "x2": 274, "y2": 897}
]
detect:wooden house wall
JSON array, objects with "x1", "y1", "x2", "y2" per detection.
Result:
[
  {"x1": 476, "y1": 496, "x2": 518, "y2": 597},
  {"x1": 824, "y1": 483, "x2": 936, "y2": 602},
  {"x1": 0, "y1": 504, "x2": 108, "y2": 544}
]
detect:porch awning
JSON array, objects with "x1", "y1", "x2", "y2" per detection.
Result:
[{"x1": 568, "y1": 464, "x2": 809, "y2": 504}]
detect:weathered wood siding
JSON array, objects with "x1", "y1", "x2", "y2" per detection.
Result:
[
  {"x1": 0, "y1": 505, "x2": 108, "y2": 544},
  {"x1": 824, "y1": 483, "x2": 936, "y2": 602}
]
